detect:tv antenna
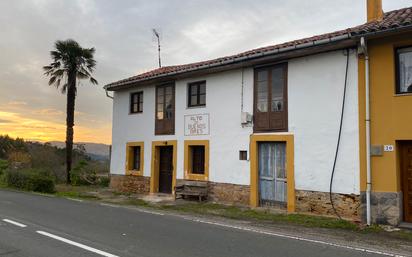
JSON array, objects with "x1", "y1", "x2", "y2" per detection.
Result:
[{"x1": 152, "y1": 29, "x2": 162, "y2": 68}]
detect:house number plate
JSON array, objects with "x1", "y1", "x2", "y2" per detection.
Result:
[{"x1": 384, "y1": 145, "x2": 394, "y2": 152}]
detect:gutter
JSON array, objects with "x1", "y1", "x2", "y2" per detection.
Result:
[
  {"x1": 104, "y1": 33, "x2": 352, "y2": 90},
  {"x1": 359, "y1": 37, "x2": 371, "y2": 226}
]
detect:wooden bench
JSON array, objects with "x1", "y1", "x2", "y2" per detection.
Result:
[{"x1": 175, "y1": 180, "x2": 208, "y2": 202}]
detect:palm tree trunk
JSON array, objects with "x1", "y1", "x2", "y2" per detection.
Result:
[{"x1": 65, "y1": 70, "x2": 76, "y2": 184}]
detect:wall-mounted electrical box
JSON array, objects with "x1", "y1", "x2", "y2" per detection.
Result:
[{"x1": 241, "y1": 112, "x2": 252, "y2": 124}]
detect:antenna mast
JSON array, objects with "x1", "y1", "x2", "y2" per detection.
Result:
[{"x1": 152, "y1": 29, "x2": 161, "y2": 68}]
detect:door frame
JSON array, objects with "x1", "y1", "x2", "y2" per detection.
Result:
[
  {"x1": 399, "y1": 140, "x2": 412, "y2": 222},
  {"x1": 250, "y1": 134, "x2": 295, "y2": 212},
  {"x1": 150, "y1": 140, "x2": 177, "y2": 194}
]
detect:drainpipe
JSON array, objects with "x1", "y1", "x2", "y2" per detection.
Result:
[
  {"x1": 105, "y1": 89, "x2": 114, "y2": 99},
  {"x1": 360, "y1": 37, "x2": 371, "y2": 226}
]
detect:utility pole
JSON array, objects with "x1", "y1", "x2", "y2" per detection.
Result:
[{"x1": 152, "y1": 29, "x2": 161, "y2": 68}]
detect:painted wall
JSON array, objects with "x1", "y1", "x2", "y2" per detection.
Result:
[
  {"x1": 110, "y1": 49, "x2": 360, "y2": 194},
  {"x1": 359, "y1": 33, "x2": 412, "y2": 193},
  {"x1": 288, "y1": 50, "x2": 359, "y2": 194}
]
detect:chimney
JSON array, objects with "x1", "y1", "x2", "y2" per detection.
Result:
[{"x1": 367, "y1": 0, "x2": 384, "y2": 22}]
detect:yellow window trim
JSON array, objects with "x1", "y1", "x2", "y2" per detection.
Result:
[
  {"x1": 184, "y1": 140, "x2": 209, "y2": 181},
  {"x1": 125, "y1": 142, "x2": 144, "y2": 176},
  {"x1": 150, "y1": 140, "x2": 177, "y2": 194},
  {"x1": 250, "y1": 134, "x2": 295, "y2": 213}
]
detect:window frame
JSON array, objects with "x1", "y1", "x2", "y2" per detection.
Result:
[
  {"x1": 253, "y1": 63, "x2": 288, "y2": 132},
  {"x1": 395, "y1": 46, "x2": 412, "y2": 95},
  {"x1": 129, "y1": 91, "x2": 143, "y2": 114},
  {"x1": 126, "y1": 142, "x2": 144, "y2": 176},
  {"x1": 187, "y1": 81, "x2": 206, "y2": 108},
  {"x1": 184, "y1": 140, "x2": 209, "y2": 181},
  {"x1": 155, "y1": 83, "x2": 175, "y2": 135}
]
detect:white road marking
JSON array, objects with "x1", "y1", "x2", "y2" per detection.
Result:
[
  {"x1": 2, "y1": 219, "x2": 27, "y2": 228},
  {"x1": 135, "y1": 209, "x2": 164, "y2": 216},
  {"x1": 100, "y1": 203, "x2": 119, "y2": 208},
  {"x1": 184, "y1": 218, "x2": 405, "y2": 257},
  {"x1": 36, "y1": 231, "x2": 119, "y2": 257},
  {"x1": 67, "y1": 198, "x2": 83, "y2": 202}
]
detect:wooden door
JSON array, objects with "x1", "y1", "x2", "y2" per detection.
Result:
[
  {"x1": 158, "y1": 146, "x2": 173, "y2": 194},
  {"x1": 401, "y1": 142, "x2": 412, "y2": 222},
  {"x1": 258, "y1": 142, "x2": 287, "y2": 207}
]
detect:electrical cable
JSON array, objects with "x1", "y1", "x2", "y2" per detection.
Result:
[{"x1": 329, "y1": 48, "x2": 350, "y2": 220}]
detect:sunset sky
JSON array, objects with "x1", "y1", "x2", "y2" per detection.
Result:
[{"x1": 0, "y1": 0, "x2": 409, "y2": 144}]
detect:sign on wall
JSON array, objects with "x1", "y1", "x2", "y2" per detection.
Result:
[{"x1": 184, "y1": 114, "x2": 210, "y2": 136}]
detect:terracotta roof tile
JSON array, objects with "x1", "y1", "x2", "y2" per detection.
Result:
[{"x1": 106, "y1": 6, "x2": 412, "y2": 89}]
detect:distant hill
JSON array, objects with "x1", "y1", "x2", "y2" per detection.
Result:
[{"x1": 47, "y1": 141, "x2": 110, "y2": 161}]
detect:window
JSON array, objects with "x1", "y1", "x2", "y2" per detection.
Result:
[
  {"x1": 155, "y1": 83, "x2": 175, "y2": 135},
  {"x1": 191, "y1": 146, "x2": 205, "y2": 174},
  {"x1": 239, "y1": 150, "x2": 248, "y2": 160},
  {"x1": 132, "y1": 146, "x2": 141, "y2": 170},
  {"x1": 126, "y1": 142, "x2": 144, "y2": 175},
  {"x1": 130, "y1": 92, "x2": 143, "y2": 113},
  {"x1": 184, "y1": 140, "x2": 209, "y2": 180},
  {"x1": 188, "y1": 81, "x2": 206, "y2": 107},
  {"x1": 396, "y1": 47, "x2": 412, "y2": 94},
  {"x1": 254, "y1": 64, "x2": 288, "y2": 132}
]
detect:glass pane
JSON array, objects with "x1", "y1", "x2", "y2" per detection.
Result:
[
  {"x1": 191, "y1": 146, "x2": 205, "y2": 174},
  {"x1": 157, "y1": 87, "x2": 164, "y2": 97},
  {"x1": 199, "y1": 83, "x2": 206, "y2": 94},
  {"x1": 257, "y1": 70, "x2": 268, "y2": 82},
  {"x1": 157, "y1": 111, "x2": 164, "y2": 120},
  {"x1": 275, "y1": 143, "x2": 286, "y2": 179},
  {"x1": 133, "y1": 146, "x2": 140, "y2": 170},
  {"x1": 157, "y1": 94, "x2": 164, "y2": 104},
  {"x1": 189, "y1": 84, "x2": 197, "y2": 96},
  {"x1": 133, "y1": 94, "x2": 138, "y2": 103},
  {"x1": 271, "y1": 67, "x2": 284, "y2": 112},
  {"x1": 190, "y1": 95, "x2": 197, "y2": 106},
  {"x1": 398, "y1": 48, "x2": 412, "y2": 93},
  {"x1": 138, "y1": 103, "x2": 143, "y2": 112},
  {"x1": 133, "y1": 103, "x2": 138, "y2": 113},
  {"x1": 257, "y1": 81, "x2": 268, "y2": 112},
  {"x1": 165, "y1": 86, "x2": 172, "y2": 95},
  {"x1": 199, "y1": 94, "x2": 206, "y2": 105}
]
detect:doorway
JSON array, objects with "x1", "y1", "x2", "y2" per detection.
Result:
[
  {"x1": 258, "y1": 142, "x2": 287, "y2": 207},
  {"x1": 158, "y1": 146, "x2": 173, "y2": 194},
  {"x1": 400, "y1": 141, "x2": 412, "y2": 222}
]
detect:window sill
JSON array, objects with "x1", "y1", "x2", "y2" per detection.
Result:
[
  {"x1": 126, "y1": 170, "x2": 143, "y2": 176},
  {"x1": 394, "y1": 93, "x2": 412, "y2": 97},
  {"x1": 185, "y1": 173, "x2": 208, "y2": 181},
  {"x1": 186, "y1": 105, "x2": 206, "y2": 110},
  {"x1": 129, "y1": 112, "x2": 143, "y2": 115}
]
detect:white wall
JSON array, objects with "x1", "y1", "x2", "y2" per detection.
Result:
[
  {"x1": 288, "y1": 50, "x2": 359, "y2": 195},
  {"x1": 111, "y1": 68, "x2": 254, "y2": 185},
  {"x1": 110, "y1": 49, "x2": 360, "y2": 195}
]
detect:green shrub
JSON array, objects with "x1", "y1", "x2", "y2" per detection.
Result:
[
  {"x1": 5, "y1": 168, "x2": 55, "y2": 193},
  {"x1": 0, "y1": 159, "x2": 8, "y2": 176},
  {"x1": 70, "y1": 160, "x2": 97, "y2": 186},
  {"x1": 98, "y1": 176, "x2": 110, "y2": 187}
]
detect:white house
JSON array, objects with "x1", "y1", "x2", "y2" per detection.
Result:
[{"x1": 105, "y1": 1, "x2": 412, "y2": 224}]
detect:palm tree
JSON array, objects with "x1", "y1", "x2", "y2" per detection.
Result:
[{"x1": 43, "y1": 39, "x2": 98, "y2": 184}]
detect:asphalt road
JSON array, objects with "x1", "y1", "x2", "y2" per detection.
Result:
[{"x1": 0, "y1": 189, "x2": 394, "y2": 257}]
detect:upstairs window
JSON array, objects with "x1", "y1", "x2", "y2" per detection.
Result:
[
  {"x1": 130, "y1": 92, "x2": 143, "y2": 113},
  {"x1": 188, "y1": 81, "x2": 206, "y2": 107},
  {"x1": 396, "y1": 47, "x2": 412, "y2": 94},
  {"x1": 155, "y1": 83, "x2": 175, "y2": 135},
  {"x1": 254, "y1": 64, "x2": 288, "y2": 132}
]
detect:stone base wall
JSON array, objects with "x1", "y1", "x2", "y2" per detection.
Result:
[
  {"x1": 207, "y1": 182, "x2": 250, "y2": 206},
  {"x1": 110, "y1": 174, "x2": 150, "y2": 194},
  {"x1": 360, "y1": 191, "x2": 402, "y2": 226},
  {"x1": 295, "y1": 190, "x2": 361, "y2": 221}
]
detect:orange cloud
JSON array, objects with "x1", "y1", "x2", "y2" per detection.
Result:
[{"x1": 0, "y1": 110, "x2": 111, "y2": 144}]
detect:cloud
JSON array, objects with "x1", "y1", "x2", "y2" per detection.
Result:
[{"x1": 0, "y1": 119, "x2": 13, "y2": 124}]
